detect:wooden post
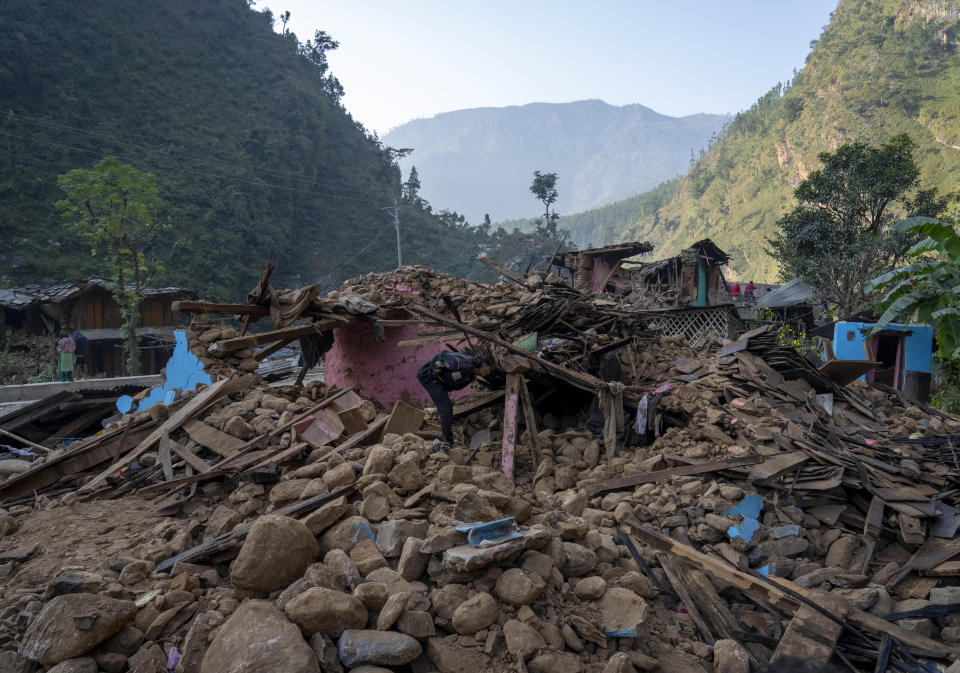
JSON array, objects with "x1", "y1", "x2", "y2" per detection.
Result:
[
  {"x1": 517, "y1": 376, "x2": 541, "y2": 469},
  {"x1": 501, "y1": 373, "x2": 520, "y2": 480}
]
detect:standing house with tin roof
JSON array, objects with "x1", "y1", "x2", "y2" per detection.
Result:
[{"x1": 0, "y1": 279, "x2": 197, "y2": 377}]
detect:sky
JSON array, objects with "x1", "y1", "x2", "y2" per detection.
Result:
[{"x1": 260, "y1": 1, "x2": 839, "y2": 135}]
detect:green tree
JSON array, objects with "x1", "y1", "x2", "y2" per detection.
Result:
[
  {"x1": 868, "y1": 216, "x2": 960, "y2": 359},
  {"x1": 56, "y1": 156, "x2": 166, "y2": 376},
  {"x1": 530, "y1": 170, "x2": 559, "y2": 237},
  {"x1": 402, "y1": 166, "x2": 421, "y2": 205},
  {"x1": 768, "y1": 135, "x2": 947, "y2": 316}
]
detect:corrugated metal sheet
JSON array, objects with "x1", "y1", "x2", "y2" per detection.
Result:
[{"x1": 0, "y1": 279, "x2": 196, "y2": 311}]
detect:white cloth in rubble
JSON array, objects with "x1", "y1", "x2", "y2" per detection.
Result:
[
  {"x1": 599, "y1": 381, "x2": 626, "y2": 460},
  {"x1": 634, "y1": 394, "x2": 649, "y2": 435}
]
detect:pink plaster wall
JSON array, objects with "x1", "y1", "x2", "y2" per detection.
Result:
[{"x1": 324, "y1": 321, "x2": 472, "y2": 409}]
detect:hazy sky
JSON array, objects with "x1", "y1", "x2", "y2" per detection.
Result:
[{"x1": 261, "y1": 1, "x2": 839, "y2": 135}]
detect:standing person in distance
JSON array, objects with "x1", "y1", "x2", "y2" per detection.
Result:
[{"x1": 56, "y1": 331, "x2": 76, "y2": 382}]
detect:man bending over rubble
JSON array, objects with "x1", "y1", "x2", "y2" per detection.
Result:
[{"x1": 416, "y1": 351, "x2": 494, "y2": 447}]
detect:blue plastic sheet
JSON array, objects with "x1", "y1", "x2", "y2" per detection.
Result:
[
  {"x1": 116, "y1": 330, "x2": 212, "y2": 413},
  {"x1": 456, "y1": 517, "x2": 522, "y2": 547}
]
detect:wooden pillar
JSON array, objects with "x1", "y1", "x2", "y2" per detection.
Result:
[
  {"x1": 501, "y1": 373, "x2": 519, "y2": 480},
  {"x1": 0, "y1": 307, "x2": 6, "y2": 351}
]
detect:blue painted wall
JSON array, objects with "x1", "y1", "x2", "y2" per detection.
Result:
[{"x1": 832, "y1": 321, "x2": 933, "y2": 380}]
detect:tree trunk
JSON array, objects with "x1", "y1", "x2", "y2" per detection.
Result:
[{"x1": 129, "y1": 250, "x2": 142, "y2": 376}]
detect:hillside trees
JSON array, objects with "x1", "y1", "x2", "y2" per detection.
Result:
[
  {"x1": 56, "y1": 157, "x2": 167, "y2": 375},
  {"x1": 768, "y1": 135, "x2": 950, "y2": 316}
]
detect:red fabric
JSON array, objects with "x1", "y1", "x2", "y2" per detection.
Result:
[{"x1": 730, "y1": 284, "x2": 741, "y2": 297}]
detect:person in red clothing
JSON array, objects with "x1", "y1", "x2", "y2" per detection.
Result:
[
  {"x1": 744, "y1": 281, "x2": 757, "y2": 304},
  {"x1": 730, "y1": 283, "x2": 741, "y2": 300}
]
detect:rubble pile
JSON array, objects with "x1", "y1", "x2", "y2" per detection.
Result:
[
  {"x1": 0, "y1": 332, "x2": 58, "y2": 385},
  {"x1": 2, "y1": 266, "x2": 960, "y2": 672}
]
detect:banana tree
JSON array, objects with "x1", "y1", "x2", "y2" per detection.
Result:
[{"x1": 866, "y1": 216, "x2": 960, "y2": 359}]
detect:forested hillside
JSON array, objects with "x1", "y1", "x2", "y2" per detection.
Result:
[
  {"x1": 634, "y1": 0, "x2": 960, "y2": 278},
  {"x1": 0, "y1": 0, "x2": 558, "y2": 299},
  {"x1": 569, "y1": 0, "x2": 960, "y2": 277},
  {"x1": 383, "y1": 101, "x2": 729, "y2": 224}
]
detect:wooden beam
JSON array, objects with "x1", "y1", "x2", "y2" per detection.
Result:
[
  {"x1": 517, "y1": 375, "x2": 542, "y2": 468},
  {"x1": 452, "y1": 391, "x2": 505, "y2": 418},
  {"x1": 772, "y1": 590, "x2": 847, "y2": 665},
  {"x1": 155, "y1": 484, "x2": 357, "y2": 573},
  {"x1": 501, "y1": 374, "x2": 520, "y2": 480},
  {"x1": 587, "y1": 455, "x2": 764, "y2": 495},
  {"x1": 79, "y1": 376, "x2": 251, "y2": 491},
  {"x1": 479, "y1": 257, "x2": 528, "y2": 286},
  {"x1": 621, "y1": 518, "x2": 960, "y2": 659},
  {"x1": 397, "y1": 333, "x2": 465, "y2": 348},
  {"x1": 253, "y1": 337, "x2": 297, "y2": 362},
  {"x1": 42, "y1": 405, "x2": 113, "y2": 447},
  {"x1": 406, "y1": 305, "x2": 602, "y2": 393},
  {"x1": 657, "y1": 553, "x2": 714, "y2": 646},
  {"x1": 209, "y1": 321, "x2": 344, "y2": 353},
  {"x1": 182, "y1": 419, "x2": 245, "y2": 457},
  {"x1": 172, "y1": 301, "x2": 272, "y2": 317},
  {"x1": 167, "y1": 438, "x2": 214, "y2": 474}
]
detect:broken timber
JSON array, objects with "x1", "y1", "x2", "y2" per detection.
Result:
[
  {"x1": 620, "y1": 517, "x2": 960, "y2": 659},
  {"x1": 154, "y1": 485, "x2": 356, "y2": 573},
  {"x1": 209, "y1": 320, "x2": 347, "y2": 353},
  {"x1": 587, "y1": 455, "x2": 764, "y2": 495}
]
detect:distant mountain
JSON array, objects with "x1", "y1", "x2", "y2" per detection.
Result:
[
  {"x1": 383, "y1": 100, "x2": 731, "y2": 224},
  {"x1": 586, "y1": 0, "x2": 960, "y2": 280}
]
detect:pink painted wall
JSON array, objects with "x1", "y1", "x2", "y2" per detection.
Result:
[{"x1": 324, "y1": 321, "x2": 472, "y2": 409}]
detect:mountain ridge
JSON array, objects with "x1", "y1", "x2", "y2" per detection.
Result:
[{"x1": 383, "y1": 99, "x2": 731, "y2": 224}]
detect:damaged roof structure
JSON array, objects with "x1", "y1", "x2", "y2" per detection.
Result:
[
  {"x1": 1, "y1": 262, "x2": 960, "y2": 673},
  {"x1": 0, "y1": 279, "x2": 198, "y2": 378}
]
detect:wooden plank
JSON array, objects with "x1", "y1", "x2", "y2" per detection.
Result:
[
  {"x1": 479, "y1": 256, "x2": 528, "y2": 286},
  {"x1": 382, "y1": 401, "x2": 425, "y2": 438},
  {"x1": 210, "y1": 321, "x2": 345, "y2": 353},
  {"x1": 397, "y1": 333, "x2": 464, "y2": 348},
  {"x1": 168, "y1": 439, "x2": 214, "y2": 474},
  {"x1": 452, "y1": 391, "x2": 505, "y2": 417},
  {"x1": 183, "y1": 419, "x2": 245, "y2": 457},
  {"x1": 517, "y1": 375, "x2": 542, "y2": 468},
  {"x1": 158, "y1": 433, "x2": 174, "y2": 481},
  {"x1": 295, "y1": 408, "x2": 345, "y2": 448},
  {"x1": 0, "y1": 420, "x2": 156, "y2": 501},
  {"x1": 42, "y1": 405, "x2": 113, "y2": 447},
  {"x1": 173, "y1": 301, "x2": 272, "y2": 316},
  {"x1": 887, "y1": 537, "x2": 960, "y2": 589},
  {"x1": 338, "y1": 408, "x2": 368, "y2": 435},
  {"x1": 587, "y1": 455, "x2": 764, "y2": 495},
  {"x1": 154, "y1": 484, "x2": 357, "y2": 573},
  {"x1": 864, "y1": 497, "x2": 885, "y2": 538},
  {"x1": 136, "y1": 470, "x2": 234, "y2": 495},
  {"x1": 79, "y1": 376, "x2": 250, "y2": 492},
  {"x1": 657, "y1": 553, "x2": 715, "y2": 646},
  {"x1": 241, "y1": 442, "x2": 310, "y2": 472},
  {"x1": 620, "y1": 517, "x2": 960, "y2": 659},
  {"x1": 253, "y1": 338, "x2": 297, "y2": 362},
  {"x1": 501, "y1": 374, "x2": 520, "y2": 480},
  {"x1": 898, "y1": 514, "x2": 926, "y2": 546},
  {"x1": 772, "y1": 590, "x2": 848, "y2": 665},
  {"x1": 407, "y1": 305, "x2": 602, "y2": 394},
  {"x1": 748, "y1": 451, "x2": 809, "y2": 486},
  {"x1": 329, "y1": 390, "x2": 364, "y2": 413}
]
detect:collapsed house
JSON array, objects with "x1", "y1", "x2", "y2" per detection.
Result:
[
  {"x1": 630, "y1": 239, "x2": 731, "y2": 309},
  {"x1": 0, "y1": 279, "x2": 197, "y2": 379},
  {"x1": 1, "y1": 263, "x2": 960, "y2": 673}
]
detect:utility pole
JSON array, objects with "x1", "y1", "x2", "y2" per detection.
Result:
[{"x1": 383, "y1": 199, "x2": 404, "y2": 267}]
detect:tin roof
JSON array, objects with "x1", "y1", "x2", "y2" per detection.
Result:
[{"x1": 0, "y1": 279, "x2": 196, "y2": 311}]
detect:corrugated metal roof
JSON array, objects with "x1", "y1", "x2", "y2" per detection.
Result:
[{"x1": 0, "y1": 279, "x2": 196, "y2": 311}]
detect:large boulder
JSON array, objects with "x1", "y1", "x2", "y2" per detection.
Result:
[
  {"x1": 284, "y1": 588, "x2": 368, "y2": 636},
  {"x1": 230, "y1": 515, "x2": 318, "y2": 596},
  {"x1": 338, "y1": 630, "x2": 422, "y2": 667},
  {"x1": 19, "y1": 594, "x2": 136, "y2": 665},
  {"x1": 201, "y1": 600, "x2": 319, "y2": 673}
]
